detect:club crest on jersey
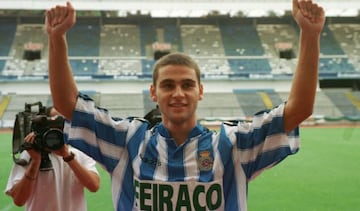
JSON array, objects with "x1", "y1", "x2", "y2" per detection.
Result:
[{"x1": 197, "y1": 151, "x2": 213, "y2": 171}]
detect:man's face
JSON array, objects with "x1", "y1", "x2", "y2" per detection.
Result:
[{"x1": 150, "y1": 65, "x2": 203, "y2": 125}]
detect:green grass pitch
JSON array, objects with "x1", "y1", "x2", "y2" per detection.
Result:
[{"x1": 1, "y1": 127, "x2": 359, "y2": 211}]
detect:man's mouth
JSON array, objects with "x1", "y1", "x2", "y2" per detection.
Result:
[{"x1": 169, "y1": 103, "x2": 186, "y2": 108}]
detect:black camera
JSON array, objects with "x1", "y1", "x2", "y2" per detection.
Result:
[
  {"x1": 144, "y1": 105, "x2": 162, "y2": 129},
  {"x1": 12, "y1": 102, "x2": 65, "y2": 170},
  {"x1": 30, "y1": 114, "x2": 65, "y2": 152}
]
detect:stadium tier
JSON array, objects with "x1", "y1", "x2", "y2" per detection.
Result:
[
  {"x1": 0, "y1": 16, "x2": 360, "y2": 80},
  {"x1": 0, "y1": 16, "x2": 359, "y2": 127}
]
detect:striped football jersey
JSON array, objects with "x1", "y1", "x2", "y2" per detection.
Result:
[{"x1": 65, "y1": 93, "x2": 299, "y2": 211}]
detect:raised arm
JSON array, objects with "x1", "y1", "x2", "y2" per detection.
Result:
[
  {"x1": 46, "y1": 1, "x2": 78, "y2": 120},
  {"x1": 283, "y1": 0, "x2": 325, "y2": 132}
]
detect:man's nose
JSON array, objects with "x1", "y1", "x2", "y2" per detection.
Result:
[{"x1": 173, "y1": 86, "x2": 185, "y2": 97}]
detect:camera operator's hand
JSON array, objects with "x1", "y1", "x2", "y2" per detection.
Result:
[
  {"x1": 52, "y1": 144, "x2": 70, "y2": 158},
  {"x1": 24, "y1": 132, "x2": 41, "y2": 162}
]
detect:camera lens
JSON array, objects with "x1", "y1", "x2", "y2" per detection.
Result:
[{"x1": 43, "y1": 129, "x2": 64, "y2": 150}]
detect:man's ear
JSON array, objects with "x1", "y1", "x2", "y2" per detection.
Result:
[
  {"x1": 198, "y1": 83, "x2": 204, "y2": 100},
  {"x1": 150, "y1": 85, "x2": 157, "y2": 102}
]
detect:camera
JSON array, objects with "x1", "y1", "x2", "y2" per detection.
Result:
[
  {"x1": 30, "y1": 114, "x2": 65, "y2": 152},
  {"x1": 12, "y1": 102, "x2": 65, "y2": 170},
  {"x1": 144, "y1": 105, "x2": 161, "y2": 129}
]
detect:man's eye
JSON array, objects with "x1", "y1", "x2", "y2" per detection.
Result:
[
  {"x1": 183, "y1": 83, "x2": 194, "y2": 89},
  {"x1": 162, "y1": 84, "x2": 173, "y2": 89}
]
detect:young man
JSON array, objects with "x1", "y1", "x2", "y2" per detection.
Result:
[
  {"x1": 46, "y1": 0, "x2": 325, "y2": 210},
  {"x1": 5, "y1": 107, "x2": 100, "y2": 211}
]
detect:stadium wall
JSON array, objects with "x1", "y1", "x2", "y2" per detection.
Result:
[{"x1": 0, "y1": 78, "x2": 298, "y2": 94}]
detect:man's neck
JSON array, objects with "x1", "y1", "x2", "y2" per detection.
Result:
[{"x1": 163, "y1": 120, "x2": 197, "y2": 146}]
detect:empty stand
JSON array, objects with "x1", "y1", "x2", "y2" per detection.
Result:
[
  {"x1": 3, "y1": 24, "x2": 48, "y2": 76},
  {"x1": 98, "y1": 93, "x2": 145, "y2": 117},
  {"x1": 328, "y1": 23, "x2": 360, "y2": 72},
  {"x1": 67, "y1": 19, "x2": 100, "y2": 75},
  {"x1": 233, "y1": 89, "x2": 271, "y2": 117},
  {"x1": 318, "y1": 25, "x2": 356, "y2": 73},
  {"x1": 219, "y1": 20, "x2": 273, "y2": 74},
  {"x1": 138, "y1": 19, "x2": 185, "y2": 75},
  {"x1": 1, "y1": 16, "x2": 360, "y2": 127},
  {"x1": 1, "y1": 17, "x2": 360, "y2": 78},
  {"x1": 313, "y1": 91, "x2": 344, "y2": 117},
  {"x1": 0, "y1": 95, "x2": 11, "y2": 120},
  {"x1": 220, "y1": 21, "x2": 265, "y2": 56},
  {"x1": 181, "y1": 24, "x2": 230, "y2": 74},
  {"x1": 197, "y1": 92, "x2": 245, "y2": 118},
  {"x1": 319, "y1": 57, "x2": 355, "y2": 73},
  {"x1": 1, "y1": 94, "x2": 51, "y2": 123},
  {"x1": 0, "y1": 18, "x2": 17, "y2": 73},
  {"x1": 257, "y1": 23, "x2": 298, "y2": 74},
  {"x1": 323, "y1": 89, "x2": 360, "y2": 117},
  {"x1": 98, "y1": 24, "x2": 142, "y2": 75},
  {"x1": 320, "y1": 26, "x2": 346, "y2": 55}
]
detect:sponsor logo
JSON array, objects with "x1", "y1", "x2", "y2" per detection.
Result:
[{"x1": 134, "y1": 179, "x2": 224, "y2": 210}]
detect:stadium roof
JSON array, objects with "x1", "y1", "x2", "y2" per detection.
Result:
[{"x1": 0, "y1": 0, "x2": 358, "y2": 17}]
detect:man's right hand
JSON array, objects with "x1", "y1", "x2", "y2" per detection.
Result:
[
  {"x1": 46, "y1": 1, "x2": 76, "y2": 37},
  {"x1": 292, "y1": 0, "x2": 325, "y2": 35}
]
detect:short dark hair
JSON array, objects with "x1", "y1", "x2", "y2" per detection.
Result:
[{"x1": 152, "y1": 52, "x2": 201, "y2": 86}]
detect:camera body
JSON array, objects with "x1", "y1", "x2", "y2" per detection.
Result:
[
  {"x1": 12, "y1": 102, "x2": 65, "y2": 168},
  {"x1": 31, "y1": 114, "x2": 65, "y2": 152}
]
